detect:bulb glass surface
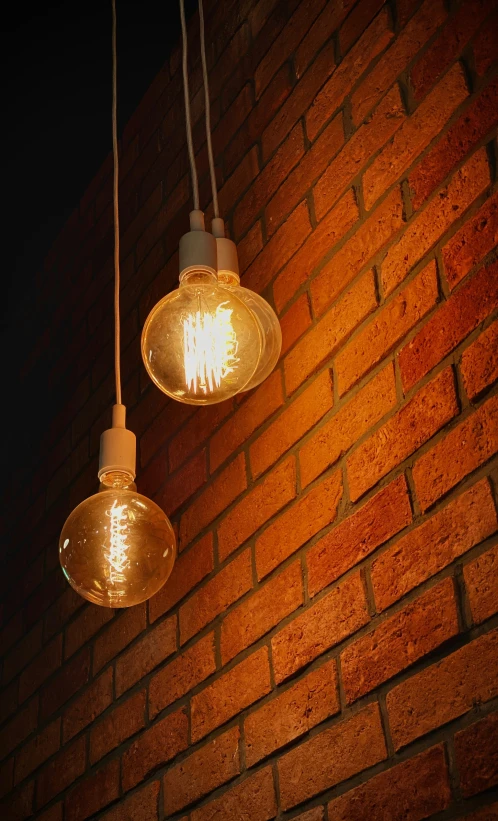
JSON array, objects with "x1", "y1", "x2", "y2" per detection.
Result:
[
  {"x1": 59, "y1": 471, "x2": 176, "y2": 608},
  {"x1": 141, "y1": 270, "x2": 262, "y2": 404}
]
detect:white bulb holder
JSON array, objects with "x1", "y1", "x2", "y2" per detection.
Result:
[
  {"x1": 179, "y1": 210, "x2": 217, "y2": 279},
  {"x1": 98, "y1": 404, "x2": 136, "y2": 480}
]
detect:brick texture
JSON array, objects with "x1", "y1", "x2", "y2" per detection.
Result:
[
  {"x1": 464, "y1": 543, "x2": 498, "y2": 625},
  {"x1": 455, "y1": 711, "x2": 498, "y2": 797}
]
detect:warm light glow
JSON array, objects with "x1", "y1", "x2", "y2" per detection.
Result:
[
  {"x1": 183, "y1": 302, "x2": 239, "y2": 394},
  {"x1": 106, "y1": 500, "x2": 130, "y2": 587}
]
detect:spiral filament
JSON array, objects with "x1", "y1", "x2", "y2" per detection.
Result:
[
  {"x1": 106, "y1": 500, "x2": 131, "y2": 588},
  {"x1": 183, "y1": 302, "x2": 239, "y2": 394}
]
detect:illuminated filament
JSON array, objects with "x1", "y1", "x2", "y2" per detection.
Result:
[
  {"x1": 183, "y1": 302, "x2": 239, "y2": 393},
  {"x1": 106, "y1": 500, "x2": 131, "y2": 586}
]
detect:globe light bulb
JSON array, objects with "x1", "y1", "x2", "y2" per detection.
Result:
[{"x1": 60, "y1": 406, "x2": 176, "y2": 608}]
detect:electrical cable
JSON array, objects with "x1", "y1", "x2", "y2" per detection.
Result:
[
  {"x1": 111, "y1": 0, "x2": 122, "y2": 405},
  {"x1": 180, "y1": 0, "x2": 200, "y2": 211},
  {"x1": 198, "y1": 0, "x2": 219, "y2": 218}
]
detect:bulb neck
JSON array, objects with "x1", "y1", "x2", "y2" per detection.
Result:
[
  {"x1": 99, "y1": 470, "x2": 136, "y2": 490},
  {"x1": 218, "y1": 270, "x2": 240, "y2": 286},
  {"x1": 98, "y1": 404, "x2": 137, "y2": 481},
  {"x1": 179, "y1": 267, "x2": 218, "y2": 286}
]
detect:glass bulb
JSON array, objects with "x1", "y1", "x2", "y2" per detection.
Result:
[
  {"x1": 219, "y1": 272, "x2": 282, "y2": 391},
  {"x1": 59, "y1": 471, "x2": 176, "y2": 608},
  {"x1": 141, "y1": 269, "x2": 262, "y2": 404}
]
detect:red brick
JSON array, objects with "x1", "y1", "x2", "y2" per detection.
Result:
[
  {"x1": 62, "y1": 667, "x2": 113, "y2": 742},
  {"x1": 473, "y1": 10, "x2": 498, "y2": 75},
  {"x1": 19, "y1": 635, "x2": 62, "y2": 703},
  {"x1": 278, "y1": 703, "x2": 387, "y2": 809},
  {"x1": 399, "y1": 262, "x2": 498, "y2": 392},
  {"x1": 279, "y1": 295, "x2": 312, "y2": 357},
  {"x1": 44, "y1": 586, "x2": 85, "y2": 641},
  {"x1": 180, "y1": 549, "x2": 253, "y2": 644},
  {"x1": 35, "y1": 803, "x2": 63, "y2": 821},
  {"x1": 14, "y1": 719, "x2": 60, "y2": 784},
  {"x1": 348, "y1": 367, "x2": 458, "y2": 502},
  {"x1": 243, "y1": 199, "x2": 312, "y2": 295},
  {"x1": 163, "y1": 727, "x2": 240, "y2": 815},
  {"x1": 351, "y1": 0, "x2": 447, "y2": 123},
  {"x1": 149, "y1": 533, "x2": 214, "y2": 622},
  {"x1": 256, "y1": 470, "x2": 343, "y2": 580},
  {"x1": 314, "y1": 85, "x2": 405, "y2": 222},
  {"x1": 65, "y1": 759, "x2": 119, "y2": 821},
  {"x1": 191, "y1": 648, "x2": 271, "y2": 741},
  {"x1": 339, "y1": 261, "x2": 438, "y2": 396},
  {"x1": 307, "y1": 475, "x2": 412, "y2": 596},
  {"x1": 443, "y1": 191, "x2": 498, "y2": 289},
  {"x1": 284, "y1": 270, "x2": 377, "y2": 395},
  {"x1": 245, "y1": 659, "x2": 339, "y2": 766},
  {"x1": 462, "y1": 803, "x2": 498, "y2": 820},
  {"x1": 327, "y1": 744, "x2": 451, "y2": 820},
  {"x1": 0, "y1": 611, "x2": 23, "y2": 657},
  {"x1": 372, "y1": 478, "x2": 497, "y2": 611},
  {"x1": 221, "y1": 560, "x2": 303, "y2": 664},
  {"x1": 122, "y1": 708, "x2": 188, "y2": 792},
  {"x1": 340, "y1": 0, "x2": 386, "y2": 53},
  {"x1": 3, "y1": 622, "x2": 42, "y2": 685},
  {"x1": 168, "y1": 400, "x2": 232, "y2": 474},
  {"x1": 295, "y1": 1, "x2": 349, "y2": 78},
  {"x1": 218, "y1": 457, "x2": 297, "y2": 561},
  {"x1": 0, "y1": 679, "x2": 18, "y2": 725},
  {"x1": 413, "y1": 394, "x2": 498, "y2": 511},
  {"x1": 39, "y1": 648, "x2": 90, "y2": 723},
  {"x1": 274, "y1": 189, "x2": 359, "y2": 313},
  {"x1": 156, "y1": 448, "x2": 207, "y2": 518},
  {"x1": 149, "y1": 633, "x2": 216, "y2": 719},
  {"x1": 409, "y1": 78, "x2": 498, "y2": 212},
  {"x1": 272, "y1": 572, "x2": 368, "y2": 682},
  {"x1": 293, "y1": 811, "x2": 324, "y2": 821},
  {"x1": 455, "y1": 711, "x2": 498, "y2": 797},
  {"x1": 410, "y1": 0, "x2": 495, "y2": 101},
  {"x1": 312, "y1": 186, "x2": 404, "y2": 316},
  {"x1": 99, "y1": 781, "x2": 159, "y2": 821},
  {"x1": 306, "y1": 9, "x2": 393, "y2": 142},
  {"x1": 115, "y1": 614, "x2": 176, "y2": 697},
  {"x1": 464, "y1": 543, "x2": 498, "y2": 625},
  {"x1": 191, "y1": 767, "x2": 276, "y2": 821},
  {"x1": 266, "y1": 112, "x2": 344, "y2": 236},
  {"x1": 179, "y1": 453, "x2": 247, "y2": 549},
  {"x1": 386, "y1": 629, "x2": 498, "y2": 749},
  {"x1": 234, "y1": 122, "x2": 305, "y2": 239},
  {"x1": 363, "y1": 63, "x2": 468, "y2": 210},
  {"x1": 0, "y1": 758, "x2": 13, "y2": 799},
  {"x1": 37, "y1": 737, "x2": 86, "y2": 808},
  {"x1": 238, "y1": 220, "x2": 264, "y2": 274},
  {"x1": 1, "y1": 781, "x2": 34, "y2": 821},
  {"x1": 343, "y1": 578, "x2": 459, "y2": 702},
  {"x1": 90, "y1": 690, "x2": 146, "y2": 763},
  {"x1": 251, "y1": 371, "x2": 334, "y2": 478},
  {"x1": 210, "y1": 370, "x2": 284, "y2": 473},
  {"x1": 93, "y1": 602, "x2": 146, "y2": 672},
  {"x1": 383, "y1": 148, "x2": 491, "y2": 295},
  {"x1": 64, "y1": 604, "x2": 114, "y2": 659}
]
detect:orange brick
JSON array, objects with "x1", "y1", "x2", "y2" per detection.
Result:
[
  {"x1": 2, "y1": 621, "x2": 42, "y2": 685},
  {"x1": 1, "y1": 782, "x2": 35, "y2": 820},
  {"x1": 387, "y1": 629, "x2": 498, "y2": 750},
  {"x1": 190, "y1": 767, "x2": 276, "y2": 821},
  {"x1": 62, "y1": 667, "x2": 113, "y2": 742},
  {"x1": 274, "y1": 189, "x2": 359, "y2": 313},
  {"x1": 89, "y1": 690, "x2": 145, "y2": 763},
  {"x1": 14, "y1": 719, "x2": 60, "y2": 784},
  {"x1": 149, "y1": 532, "x2": 214, "y2": 622},
  {"x1": 327, "y1": 744, "x2": 451, "y2": 820},
  {"x1": 314, "y1": 84, "x2": 405, "y2": 222},
  {"x1": 256, "y1": 470, "x2": 343, "y2": 580},
  {"x1": 363, "y1": 63, "x2": 468, "y2": 210},
  {"x1": 115, "y1": 614, "x2": 176, "y2": 697},
  {"x1": 155, "y1": 448, "x2": 207, "y2": 518},
  {"x1": 65, "y1": 759, "x2": 119, "y2": 821},
  {"x1": 149, "y1": 633, "x2": 216, "y2": 719},
  {"x1": 122, "y1": 708, "x2": 188, "y2": 791},
  {"x1": 163, "y1": 727, "x2": 240, "y2": 815},
  {"x1": 179, "y1": 453, "x2": 247, "y2": 549},
  {"x1": 19, "y1": 635, "x2": 62, "y2": 704},
  {"x1": 0, "y1": 698, "x2": 37, "y2": 761},
  {"x1": 284, "y1": 270, "x2": 377, "y2": 396},
  {"x1": 443, "y1": 191, "x2": 498, "y2": 289},
  {"x1": 382, "y1": 148, "x2": 491, "y2": 295},
  {"x1": 218, "y1": 457, "x2": 297, "y2": 561},
  {"x1": 342, "y1": 578, "x2": 459, "y2": 703},
  {"x1": 37, "y1": 737, "x2": 86, "y2": 808},
  {"x1": 348, "y1": 367, "x2": 458, "y2": 502},
  {"x1": 191, "y1": 648, "x2": 271, "y2": 741},
  {"x1": 180, "y1": 549, "x2": 253, "y2": 644},
  {"x1": 93, "y1": 602, "x2": 146, "y2": 672},
  {"x1": 306, "y1": 9, "x2": 393, "y2": 142},
  {"x1": 465, "y1": 543, "x2": 498, "y2": 625},
  {"x1": 250, "y1": 370, "x2": 334, "y2": 478},
  {"x1": 278, "y1": 704, "x2": 387, "y2": 809},
  {"x1": 167, "y1": 401, "x2": 231, "y2": 474},
  {"x1": 307, "y1": 474, "x2": 412, "y2": 596},
  {"x1": 238, "y1": 220, "x2": 263, "y2": 274},
  {"x1": 272, "y1": 572, "x2": 368, "y2": 682},
  {"x1": 351, "y1": 0, "x2": 447, "y2": 123},
  {"x1": 99, "y1": 781, "x2": 159, "y2": 821},
  {"x1": 400, "y1": 261, "x2": 498, "y2": 392},
  {"x1": 311, "y1": 186, "x2": 404, "y2": 317},
  {"x1": 40, "y1": 648, "x2": 90, "y2": 721},
  {"x1": 210, "y1": 370, "x2": 284, "y2": 472},
  {"x1": 338, "y1": 261, "x2": 438, "y2": 396},
  {"x1": 413, "y1": 394, "x2": 498, "y2": 511},
  {"x1": 473, "y1": 9, "x2": 498, "y2": 75},
  {"x1": 245, "y1": 659, "x2": 339, "y2": 766},
  {"x1": 340, "y1": 0, "x2": 386, "y2": 53},
  {"x1": 372, "y1": 478, "x2": 497, "y2": 611},
  {"x1": 64, "y1": 604, "x2": 114, "y2": 659},
  {"x1": 279, "y1": 294, "x2": 312, "y2": 357},
  {"x1": 221, "y1": 560, "x2": 303, "y2": 664},
  {"x1": 216, "y1": 147, "x2": 260, "y2": 218},
  {"x1": 295, "y1": 2, "x2": 349, "y2": 78},
  {"x1": 455, "y1": 711, "x2": 498, "y2": 797}
]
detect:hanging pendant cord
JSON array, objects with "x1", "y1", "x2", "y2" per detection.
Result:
[
  {"x1": 198, "y1": 0, "x2": 219, "y2": 218},
  {"x1": 111, "y1": 0, "x2": 122, "y2": 405},
  {"x1": 180, "y1": 0, "x2": 200, "y2": 211}
]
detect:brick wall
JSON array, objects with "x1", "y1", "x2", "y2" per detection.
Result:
[{"x1": 1, "y1": 0, "x2": 498, "y2": 818}]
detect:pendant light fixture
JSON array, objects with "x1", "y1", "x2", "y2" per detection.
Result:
[
  {"x1": 141, "y1": 0, "x2": 265, "y2": 405},
  {"x1": 59, "y1": 0, "x2": 176, "y2": 608}
]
